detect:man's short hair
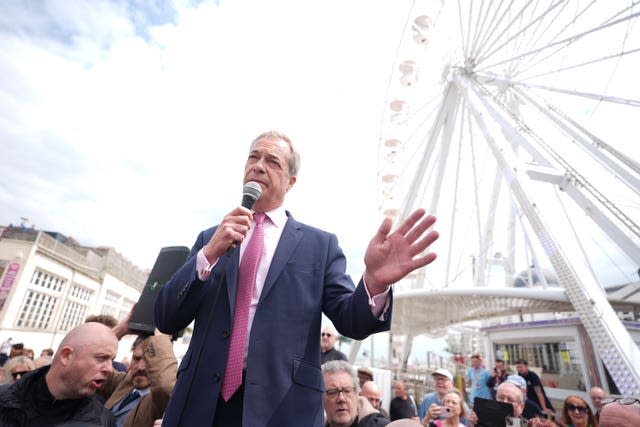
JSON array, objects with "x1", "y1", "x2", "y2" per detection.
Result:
[
  {"x1": 85, "y1": 314, "x2": 118, "y2": 328},
  {"x1": 322, "y1": 360, "x2": 359, "y2": 392},
  {"x1": 471, "y1": 353, "x2": 482, "y2": 360},
  {"x1": 497, "y1": 381, "x2": 524, "y2": 403},
  {"x1": 251, "y1": 130, "x2": 301, "y2": 177},
  {"x1": 131, "y1": 335, "x2": 149, "y2": 352},
  {"x1": 515, "y1": 358, "x2": 528, "y2": 365}
]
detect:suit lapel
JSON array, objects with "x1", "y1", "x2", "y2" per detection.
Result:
[{"x1": 260, "y1": 213, "x2": 301, "y2": 302}]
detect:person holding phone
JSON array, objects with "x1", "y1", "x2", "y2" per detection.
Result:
[{"x1": 424, "y1": 389, "x2": 466, "y2": 427}]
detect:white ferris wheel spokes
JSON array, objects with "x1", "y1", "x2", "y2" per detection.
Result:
[{"x1": 378, "y1": 1, "x2": 640, "y2": 395}]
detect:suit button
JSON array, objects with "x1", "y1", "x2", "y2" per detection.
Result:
[
  {"x1": 222, "y1": 330, "x2": 230, "y2": 338},
  {"x1": 214, "y1": 373, "x2": 221, "y2": 382}
]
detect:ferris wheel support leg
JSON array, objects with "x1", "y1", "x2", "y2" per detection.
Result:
[{"x1": 453, "y1": 73, "x2": 640, "y2": 396}]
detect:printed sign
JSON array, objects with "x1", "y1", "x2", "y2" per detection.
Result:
[{"x1": 0, "y1": 262, "x2": 20, "y2": 312}]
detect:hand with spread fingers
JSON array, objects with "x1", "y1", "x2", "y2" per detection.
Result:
[{"x1": 364, "y1": 208, "x2": 439, "y2": 295}]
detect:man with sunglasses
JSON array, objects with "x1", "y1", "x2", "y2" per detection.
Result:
[
  {"x1": 322, "y1": 360, "x2": 389, "y2": 427},
  {"x1": 321, "y1": 326, "x2": 348, "y2": 365}
]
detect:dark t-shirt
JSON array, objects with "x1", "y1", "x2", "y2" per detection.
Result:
[
  {"x1": 521, "y1": 370, "x2": 553, "y2": 411},
  {"x1": 522, "y1": 398, "x2": 544, "y2": 419},
  {"x1": 321, "y1": 347, "x2": 348, "y2": 364},
  {"x1": 389, "y1": 396, "x2": 416, "y2": 421}
]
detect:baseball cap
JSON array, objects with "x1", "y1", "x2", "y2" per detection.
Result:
[
  {"x1": 506, "y1": 374, "x2": 527, "y2": 390},
  {"x1": 357, "y1": 367, "x2": 374, "y2": 380},
  {"x1": 432, "y1": 368, "x2": 453, "y2": 381}
]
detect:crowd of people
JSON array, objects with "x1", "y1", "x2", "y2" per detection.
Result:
[
  {"x1": 0, "y1": 316, "x2": 639, "y2": 426},
  {"x1": 0, "y1": 311, "x2": 178, "y2": 426},
  {"x1": 322, "y1": 327, "x2": 640, "y2": 427},
  {"x1": 318, "y1": 345, "x2": 640, "y2": 427}
]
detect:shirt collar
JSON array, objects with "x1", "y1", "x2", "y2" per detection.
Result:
[
  {"x1": 136, "y1": 387, "x2": 151, "y2": 397},
  {"x1": 258, "y1": 205, "x2": 287, "y2": 228}
]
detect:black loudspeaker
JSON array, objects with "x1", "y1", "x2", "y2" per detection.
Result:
[{"x1": 128, "y1": 246, "x2": 190, "y2": 335}]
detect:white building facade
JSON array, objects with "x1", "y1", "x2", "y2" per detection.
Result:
[{"x1": 0, "y1": 225, "x2": 147, "y2": 361}]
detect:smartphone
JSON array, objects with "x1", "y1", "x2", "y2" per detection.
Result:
[{"x1": 439, "y1": 406, "x2": 452, "y2": 418}]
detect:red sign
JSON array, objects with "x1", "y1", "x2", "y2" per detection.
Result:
[{"x1": 0, "y1": 262, "x2": 20, "y2": 312}]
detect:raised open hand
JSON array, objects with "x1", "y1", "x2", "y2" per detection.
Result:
[{"x1": 363, "y1": 208, "x2": 439, "y2": 295}]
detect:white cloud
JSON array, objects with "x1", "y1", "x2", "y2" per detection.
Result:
[{"x1": 0, "y1": 0, "x2": 412, "y2": 275}]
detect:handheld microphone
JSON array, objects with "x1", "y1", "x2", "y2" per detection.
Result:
[
  {"x1": 241, "y1": 181, "x2": 262, "y2": 210},
  {"x1": 227, "y1": 181, "x2": 263, "y2": 253}
]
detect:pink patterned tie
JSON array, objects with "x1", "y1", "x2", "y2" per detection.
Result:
[{"x1": 221, "y1": 212, "x2": 265, "y2": 401}]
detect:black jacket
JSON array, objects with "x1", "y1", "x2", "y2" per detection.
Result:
[
  {"x1": 358, "y1": 412, "x2": 390, "y2": 427},
  {"x1": 0, "y1": 366, "x2": 116, "y2": 427}
]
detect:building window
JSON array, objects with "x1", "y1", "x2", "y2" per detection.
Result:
[
  {"x1": 16, "y1": 290, "x2": 57, "y2": 329},
  {"x1": 100, "y1": 305, "x2": 117, "y2": 317},
  {"x1": 69, "y1": 284, "x2": 93, "y2": 302},
  {"x1": 101, "y1": 290, "x2": 120, "y2": 318},
  {"x1": 58, "y1": 300, "x2": 88, "y2": 332},
  {"x1": 494, "y1": 341, "x2": 586, "y2": 390},
  {"x1": 30, "y1": 269, "x2": 64, "y2": 292},
  {"x1": 105, "y1": 290, "x2": 119, "y2": 305}
]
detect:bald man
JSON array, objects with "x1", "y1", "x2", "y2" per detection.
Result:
[
  {"x1": 360, "y1": 380, "x2": 390, "y2": 419},
  {"x1": 599, "y1": 401, "x2": 640, "y2": 427},
  {"x1": 0, "y1": 322, "x2": 117, "y2": 426},
  {"x1": 588, "y1": 386, "x2": 606, "y2": 420}
]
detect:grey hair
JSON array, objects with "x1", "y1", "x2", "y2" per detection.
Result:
[
  {"x1": 321, "y1": 360, "x2": 360, "y2": 393},
  {"x1": 497, "y1": 381, "x2": 524, "y2": 403},
  {"x1": 3, "y1": 355, "x2": 35, "y2": 373},
  {"x1": 250, "y1": 130, "x2": 301, "y2": 177}
]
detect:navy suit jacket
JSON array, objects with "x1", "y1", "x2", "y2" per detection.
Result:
[{"x1": 154, "y1": 211, "x2": 392, "y2": 427}]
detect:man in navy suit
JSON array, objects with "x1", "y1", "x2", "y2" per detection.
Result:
[{"x1": 154, "y1": 130, "x2": 439, "y2": 427}]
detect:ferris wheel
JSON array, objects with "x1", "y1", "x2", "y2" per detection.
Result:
[{"x1": 378, "y1": 1, "x2": 640, "y2": 395}]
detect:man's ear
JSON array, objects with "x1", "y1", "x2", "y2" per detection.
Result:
[
  {"x1": 58, "y1": 346, "x2": 73, "y2": 367},
  {"x1": 287, "y1": 176, "x2": 297, "y2": 191}
]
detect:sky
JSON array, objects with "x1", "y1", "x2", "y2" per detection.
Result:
[{"x1": 0, "y1": 0, "x2": 414, "y2": 277}]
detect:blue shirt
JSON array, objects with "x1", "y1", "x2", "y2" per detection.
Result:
[{"x1": 465, "y1": 367, "x2": 493, "y2": 404}]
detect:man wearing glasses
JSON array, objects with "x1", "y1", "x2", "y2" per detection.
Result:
[
  {"x1": 321, "y1": 325, "x2": 348, "y2": 365},
  {"x1": 599, "y1": 397, "x2": 640, "y2": 427},
  {"x1": 322, "y1": 360, "x2": 389, "y2": 427}
]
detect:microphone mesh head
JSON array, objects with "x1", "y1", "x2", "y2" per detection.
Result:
[{"x1": 243, "y1": 181, "x2": 262, "y2": 201}]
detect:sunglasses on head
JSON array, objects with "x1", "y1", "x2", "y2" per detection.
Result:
[
  {"x1": 11, "y1": 371, "x2": 30, "y2": 379},
  {"x1": 566, "y1": 404, "x2": 588, "y2": 413}
]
